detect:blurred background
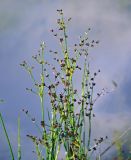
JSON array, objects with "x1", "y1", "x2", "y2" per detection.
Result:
[{"x1": 0, "y1": 0, "x2": 131, "y2": 159}]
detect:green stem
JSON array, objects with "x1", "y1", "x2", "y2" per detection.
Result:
[
  {"x1": 62, "y1": 15, "x2": 68, "y2": 53},
  {"x1": 35, "y1": 142, "x2": 44, "y2": 160},
  {"x1": 88, "y1": 88, "x2": 93, "y2": 149},
  {"x1": 55, "y1": 144, "x2": 60, "y2": 160},
  {"x1": 0, "y1": 113, "x2": 15, "y2": 160},
  {"x1": 41, "y1": 45, "x2": 45, "y2": 122},
  {"x1": 18, "y1": 115, "x2": 21, "y2": 160},
  {"x1": 87, "y1": 113, "x2": 91, "y2": 149},
  {"x1": 40, "y1": 96, "x2": 44, "y2": 122}
]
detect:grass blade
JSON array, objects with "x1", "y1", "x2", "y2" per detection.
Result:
[{"x1": 0, "y1": 113, "x2": 15, "y2": 160}]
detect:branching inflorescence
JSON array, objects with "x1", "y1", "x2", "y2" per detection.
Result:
[{"x1": 20, "y1": 9, "x2": 107, "y2": 160}]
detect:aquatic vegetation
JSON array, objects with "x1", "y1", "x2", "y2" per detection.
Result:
[
  {"x1": 1, "y1": 10, "x2": 130, "y2": 160},
  {"x1": 20, "y1": 9, "x2": 106, "y2": 159}
]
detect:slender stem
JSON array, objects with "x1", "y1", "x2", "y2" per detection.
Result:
[
  {"x1": 40, "y1": 45, "x2": 45, "y2": 122},
  {"x1": 62, "y1": 15, "x2": 68, "y2": 53},
  {"x1": 87, "y1": 89, "x2": 93, "y2": 149},
  {"x1": 87, "y1": 113, "x2": 91, "y2": 149},
  {"x1": 18, "y1": 115, "x2": 21, "y2": 160},
  {"x1": 55, "y1": 144, "x2": 60, "y2": 160},
  {"x1": 0, "y1": 113, "x2": 14, "y2": 160},
  {"x1": 35, "y1": 142, "x2": 44, "y2": 160},
  {"x1": 42, "y1": 45, "x2": 45, "y2": 121},
  {"x1": 40, "y1": 97, "x2": 44, "y2": 122}
]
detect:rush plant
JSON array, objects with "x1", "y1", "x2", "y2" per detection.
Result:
[
  {"x1": 2, "y1": 10, "x2": 127, "y2": 160},
  {"x1": 20, "y1": 10, "x2": 107, "y2": 160}
]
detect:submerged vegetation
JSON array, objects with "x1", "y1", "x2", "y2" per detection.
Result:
[{"x1": 0, "y1": 10, "x2": 131, "y2": 160}]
